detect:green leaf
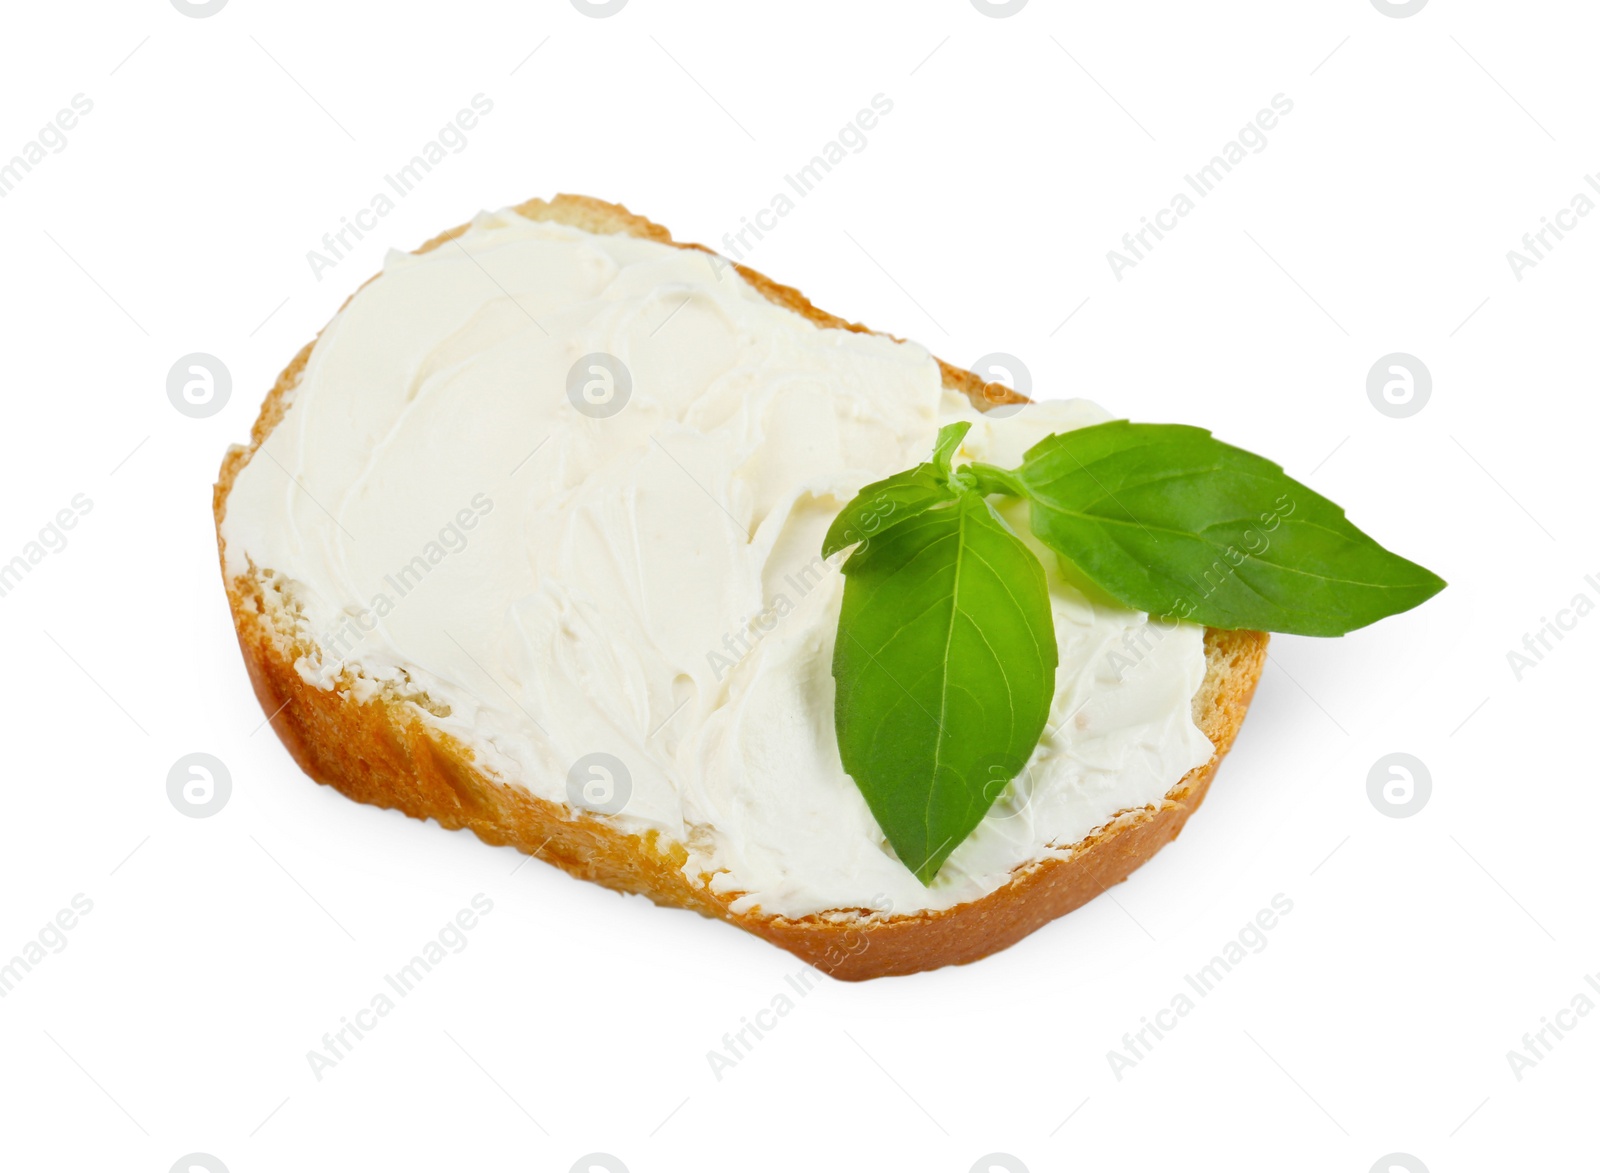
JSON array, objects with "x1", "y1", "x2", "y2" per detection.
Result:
[
  {"x1": 820, "y1": 422, "x2": 971, "y2": 564},
  {"x1": 1014, "y1": 421, "x2": 1446, "y2": 636},
  {"x1": 831, "y1": 491, "x2": 1058, "y2": 883},
  {"x1": 927, "y1": 420, "x2": 971, "y2": 479}
]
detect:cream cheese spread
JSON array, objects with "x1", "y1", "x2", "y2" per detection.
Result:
[{"x1": 221, "y1": 208, "x2": 1216, "y2": 918}]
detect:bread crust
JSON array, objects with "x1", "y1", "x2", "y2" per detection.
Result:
[{"x1": 214, "y1": 194, "x2": 1268, "y2": 980}]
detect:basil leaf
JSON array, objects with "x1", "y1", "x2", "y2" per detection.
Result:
[
  {"x1": 821, "y1": 466, "x2": 956, "y2": 565},
  {"x1": 1014, "y1": 421, "x2": 1446, "y2": 636},
  {"x1": 832, "y1": 491, "x2": 1057, "y2": 883},
  {"x1": 820, "y1": 422, "x2": 971, "y2": 565},
  {"x1": 927, "y1": 420, "x2": 971, "y2": 478}
]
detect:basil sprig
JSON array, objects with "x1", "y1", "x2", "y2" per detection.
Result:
[{"x1": 827, "y1": 419, "x2": 1444, "y2": 883}]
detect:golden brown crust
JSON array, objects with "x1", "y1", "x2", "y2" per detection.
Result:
[{"x1": 214, "y1": 193, "x2": 1268, "y2": 980}]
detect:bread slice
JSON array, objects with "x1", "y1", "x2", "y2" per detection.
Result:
[{"x1": 214, "y1": 194, "x2": 1268, "y2": 980}]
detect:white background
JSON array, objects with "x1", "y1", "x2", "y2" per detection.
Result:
[{"x1": 1, "y1": 1, "x2": 1594, "y2": 1170}]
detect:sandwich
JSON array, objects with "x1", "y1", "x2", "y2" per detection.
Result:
[{"x1": 214, "y1": 195, "x2": 1441, "y2": 979}]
